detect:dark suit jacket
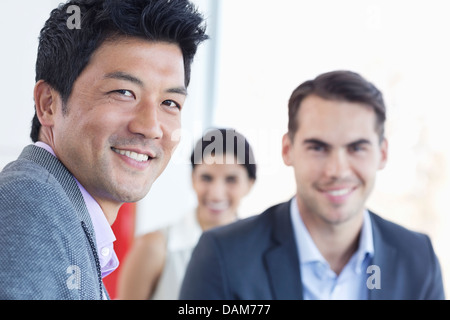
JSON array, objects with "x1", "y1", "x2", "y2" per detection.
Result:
[
  {"x1": 179, "y1": 200, "x2": 445, "y2": 300},
  {"x1": 0, "y1": 145, "x2": 107, "y2": 299}
]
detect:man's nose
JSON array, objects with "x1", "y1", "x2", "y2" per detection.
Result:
[
  {"x1": 324, "y1": 150, "x2": 351, "y2": 179},
  {"x1": 128, "y1": 100, "x2": 163, "y2": 139}
]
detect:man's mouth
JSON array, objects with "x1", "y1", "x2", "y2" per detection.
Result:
[
  {"x1": 111, "y1": 147, "x2": 151, "y2": 162},
  {"x1": 325, "y1": 188, "x2": 353, "y2": 197}
]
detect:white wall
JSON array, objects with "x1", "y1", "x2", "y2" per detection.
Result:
[{"x1": 0, "y1": 0, "x2": 60, "y2": 169}]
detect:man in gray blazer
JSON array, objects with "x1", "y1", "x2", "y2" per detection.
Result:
[
  {"x1": 180, "y1": 70, "x2": 445, "y2": 300},
  {"x1": 0, "y1": 0, "x2": 207, "y2": 299}
]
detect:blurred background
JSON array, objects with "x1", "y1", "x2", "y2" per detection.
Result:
[{"x1": 1, "y1": 0, "x2": 449, "y2": 298}]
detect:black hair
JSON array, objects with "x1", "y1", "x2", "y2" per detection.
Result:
[
  {"x1": 190, "y1": 128, "x2": 257, "y2": 181},
  {"x1": 288, "y1": 70, "x2": 386, "y2": 141},
  {"x1": 30, "y1": 0, "x2": 208, "y2": 142}
]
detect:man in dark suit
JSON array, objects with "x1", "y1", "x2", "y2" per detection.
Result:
[
  {"x1": 0, "y1": 0, "x2": 207, "y2": 299},
  {"x1": 179, "y1": 70, "x2": 445, "y2": 300}
]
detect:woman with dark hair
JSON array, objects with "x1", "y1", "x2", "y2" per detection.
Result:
[{"x1": 117, "y1": 128, "x2": 257, "y2": 300}]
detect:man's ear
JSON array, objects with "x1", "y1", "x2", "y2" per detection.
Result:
[
  {"x1": 378, "y1": 138, "x2": 389, "y2": 170},
  {"x1": 281, "y1": 133, "x2": 293, "y2": 167},
  {"x1": 34, "y1": 80, "x2": 59, "y2": 127}
]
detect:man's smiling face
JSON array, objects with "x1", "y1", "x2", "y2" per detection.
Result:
[
  {"x1": 282, "y1": 94, "x2": 388, "y2": 226},
  {"x1": 50, "y1": 37, "x2": 186, "y2": 215}
]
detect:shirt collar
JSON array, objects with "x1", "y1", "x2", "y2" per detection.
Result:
[
  {"x1": 290, "y1": 197, "x2": 374, "y2": 273},
  {"x1": 35, "y1": 142, "x2": 118, "y2": 277}
]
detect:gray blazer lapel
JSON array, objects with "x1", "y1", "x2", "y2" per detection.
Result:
[
  {"x1": 20, "y1": 145, "x2": 105, "y2": 299},
  {"x1": 368, "y1": 212, "x2": 398, "y2": 300},
  {"x1": 264, "y1": 201, "x2": 303, "y2": 300},
  {"x1": 19, "y1": 145, "x2": 95, "y2": 232}
]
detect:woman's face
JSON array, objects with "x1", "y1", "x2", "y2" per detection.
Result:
[{"x1": 192, "y1": 155, "x2": 254, "y2": 230}]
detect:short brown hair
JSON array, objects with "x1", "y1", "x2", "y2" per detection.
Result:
[{"x1": 288, "y1": 70, "x2": 386, "y2": 141}]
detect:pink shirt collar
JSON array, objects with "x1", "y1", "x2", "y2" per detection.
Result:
[{"x1": 35, "y1": 142, "x2": 119, "y2": 278}]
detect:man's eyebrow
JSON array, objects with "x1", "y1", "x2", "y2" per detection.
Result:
[
  {"x1": 104, "y1": 71, "x2": 144, "y2": 87},
  {"x1": 348, "y1": 139, "x2": 372, "y2": 147},
  {"x1": 303, "y1": 138, "x2": 372, "y2": 147},
  {"x1": 167, "y1": 87, "x2": 188, "y2": 96},
  {"x1": 303, "y1": 139, "x2": 330, "y2": 147}
]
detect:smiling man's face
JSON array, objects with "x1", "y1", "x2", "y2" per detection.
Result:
[
  {"x1": 47, "y1": 37, "x2": 186, "y2": 218},
  {"x1": 282, "y1": 94, "x2": 388, "y2": 227}
]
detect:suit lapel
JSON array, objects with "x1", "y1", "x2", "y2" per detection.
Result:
[
  {"x1": 261, "y1": 205, "x2": 400, "y2": 300},
  {"x1": 264, "y1": 200, "x2": 303, "y2": 300},
  {"x1": 20, "y1": 145, "x2": 94, "y2": 228},
  {"x1": 368, "y1": 212, "x2": 398, "y2": 300},
  {"x1": 20, "y1": 145, "x2": 95, "y2": 230},
  {"x1": 20, "y1": 145, "x2": 105, "y2": 299}
]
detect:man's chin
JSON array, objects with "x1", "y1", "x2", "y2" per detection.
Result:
[
  {"x1": 112, "y1": 182, "x2": 153, "y2": 203},
  {"x1": 322, "y1": 207, "x2": 363, "y2": 226}
]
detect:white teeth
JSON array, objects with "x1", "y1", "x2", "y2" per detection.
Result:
[
  {"x1": 327, "y1": 188, "x2": 352, "y2": 196},
  {"x1": 113, "y1": 148, "x2": 149, "y2": 162}
]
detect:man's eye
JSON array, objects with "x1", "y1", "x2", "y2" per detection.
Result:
[
  {"x1": 308, "y1": 145, "x2": 325, "y2": 152},
  {"x1": 350, "y1": 145, "x2": 366, "y2": 152},
  {"x1": 116, "y1": 90, "x2": 134, "y2": 97},
  {"x1": 349, "y1": 144, "x2": 368, "y2": 153},
  {"x1": 162, "y1": 100, "x2": 181, "y2": 110}
]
